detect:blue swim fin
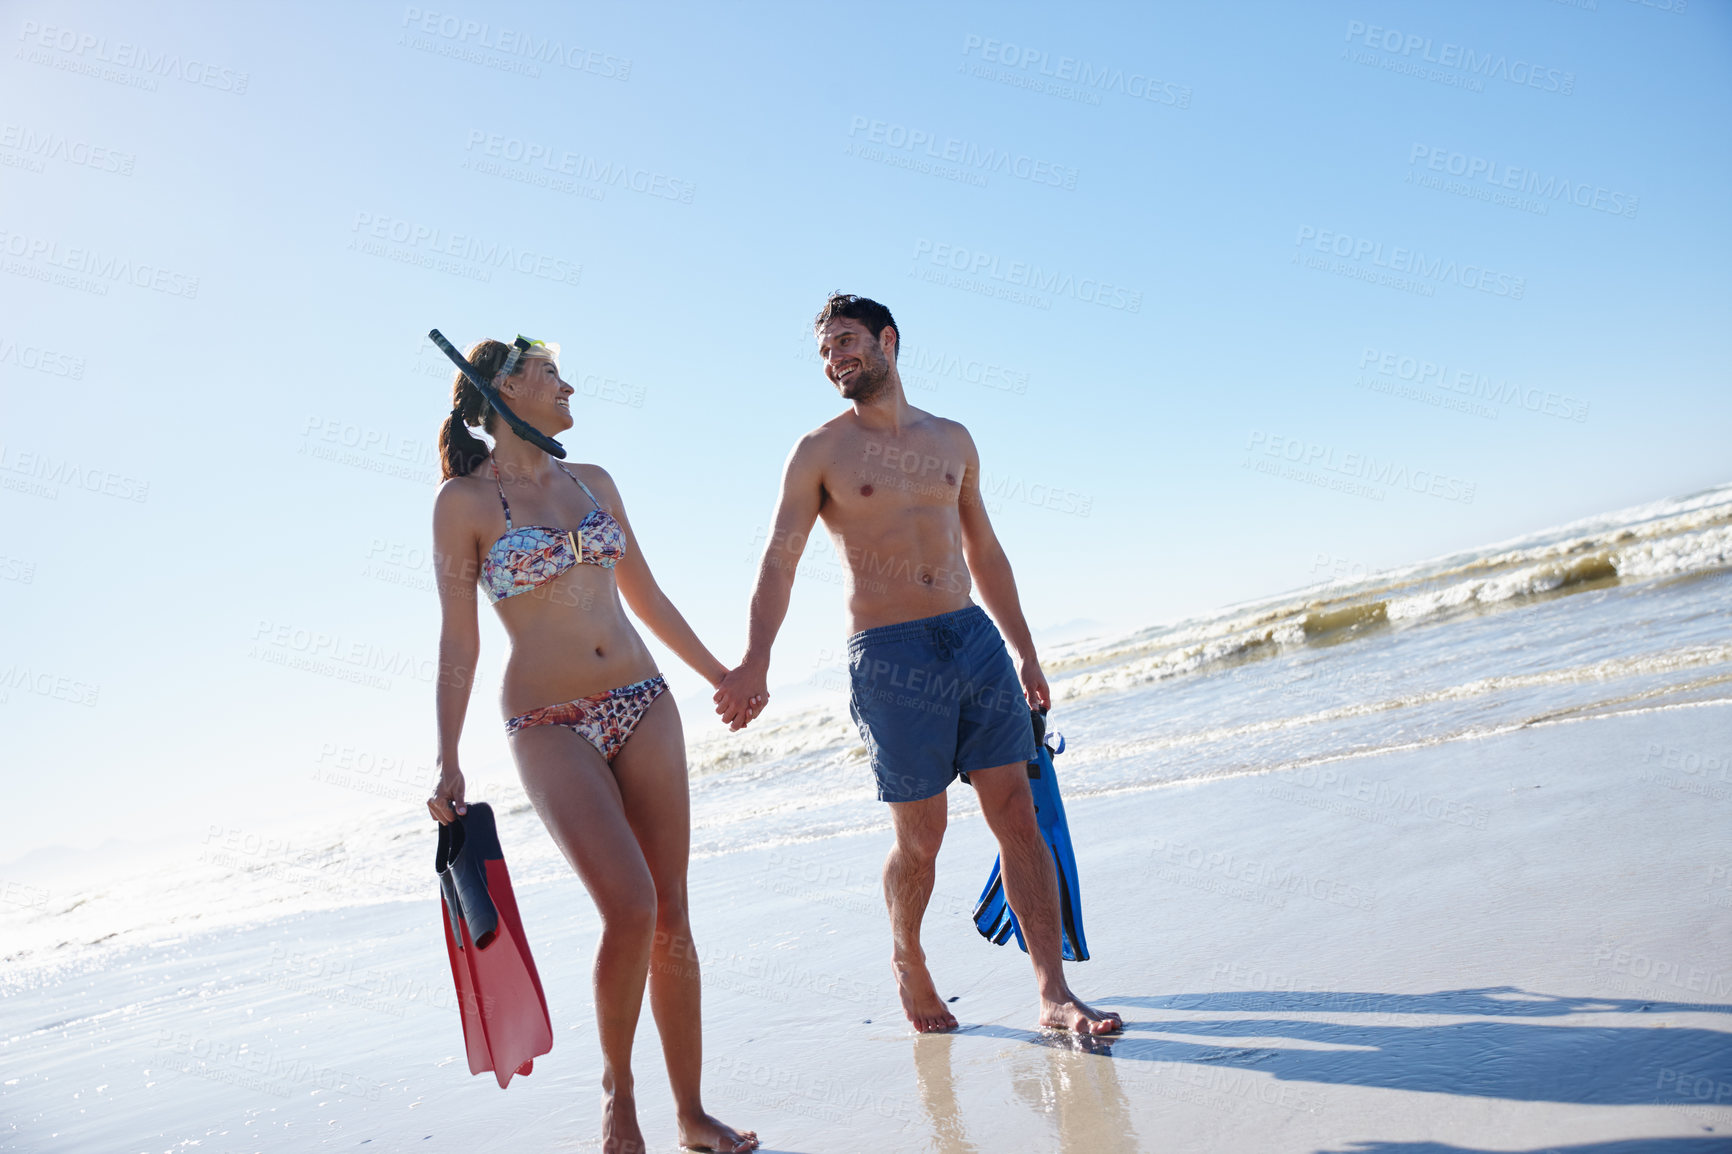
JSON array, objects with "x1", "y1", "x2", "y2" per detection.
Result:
[{"x1": 971, "y1": 711, "x2": 1089, "y2": 962}]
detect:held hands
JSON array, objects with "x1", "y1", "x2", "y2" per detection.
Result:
[
  {"x1": 713, "y1": 663, "x2": 770, "y2": 731},
  {"x1": 427, "y1": 765, "x2": 468, "y2": 825}
]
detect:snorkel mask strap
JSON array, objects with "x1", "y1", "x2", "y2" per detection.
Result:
[{"x1": 428, "y1": 330, "x2": 567, "y2": 459}]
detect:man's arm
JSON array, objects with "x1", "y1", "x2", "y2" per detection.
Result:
[
  {"x1": 714, "y1": 435, "x2": 826, "y2": 729},
  {"x1": 954, "y1": 427, "x2": 1051, "y2": 711}
]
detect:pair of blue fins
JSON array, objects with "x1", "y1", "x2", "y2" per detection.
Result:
[
  {"x1": 434, "y1": 712, "x2": 1086, "y2": 1087},
  {"x1": 972, "y1": 709, "x2": 1090, "y2": 962}
]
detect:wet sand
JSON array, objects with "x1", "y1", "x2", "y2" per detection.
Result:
[{"x1": 2, "y1": 702, "x2": 1729, "y2": 1152}]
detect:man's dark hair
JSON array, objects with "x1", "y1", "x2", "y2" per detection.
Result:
[{"x1": 813, "y1": 293, "x2": 899, "y2": 359}]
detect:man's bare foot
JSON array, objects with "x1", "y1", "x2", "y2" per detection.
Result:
[
  {"x1": 603, "y1": 1090, "x2": 646, "y2": 1154},
  {"x1": 678, "y1": 1110, "x2": 760, "y2": 1152},
  {"x1": 1039, "y1": 987, "x2": 1123, "y2": 1036},
  {"x1": 894, "y1": 958, "x2": 958, "y2": 1032}
]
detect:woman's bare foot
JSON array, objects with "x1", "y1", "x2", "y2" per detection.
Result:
[
  {"x1": 894, "y1": 958, "x2": 958, "y2": 1032},
  {"x1": 1039, "y1": 987, "x2": 1123, "y2": 1036},
  {"x1": 678, "y1": 1110, "x2": 760, "y2": 1152},
  {"x1": 603, "y1": 1090, "x2": 646, "y2": 1154}
]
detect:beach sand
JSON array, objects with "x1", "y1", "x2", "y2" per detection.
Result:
[{"x1": 4, "y1": 700, "x2": 1729, "y2": 1152}]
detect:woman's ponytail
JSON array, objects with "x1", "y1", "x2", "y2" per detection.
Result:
[{"x1": 438, "y1": 338, "x2": 512, "y2": 480}]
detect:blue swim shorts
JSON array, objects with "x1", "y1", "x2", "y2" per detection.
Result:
[{"x1": 846, "y1": 604, "x2": 1037, "y2": 803}]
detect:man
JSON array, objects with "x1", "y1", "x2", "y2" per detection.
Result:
[{"x1": 714, "y1": 294, "x2": 1119, "y2": 1036}]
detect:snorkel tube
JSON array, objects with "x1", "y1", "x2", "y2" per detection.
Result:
[{"x1": 428, "y1": 329, "x2": 568, "y2": 459}]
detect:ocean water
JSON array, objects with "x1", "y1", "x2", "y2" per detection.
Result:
[
  {"x1": 2, "y1": 483, "x2": 1728, "y2": 971},
  {"x1": 683, "y1": 480, "x2": 1731, "y2": 850}
]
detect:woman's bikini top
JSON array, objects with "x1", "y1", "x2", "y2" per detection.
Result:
[{"x1": 480, "y1": 459, "x2": 627, "y2": 603}]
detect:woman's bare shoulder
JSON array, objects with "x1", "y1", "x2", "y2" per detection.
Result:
[
  {"x1": 434, "y1": 466, "x2": 497, "y2": 528},
  {"x1": 567, "y1": 460, "x2": 621, "y2": 503}
]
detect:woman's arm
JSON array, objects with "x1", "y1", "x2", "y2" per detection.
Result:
[
  {"x1": 591, "y1": 468, "x2": 732, "y2": 688},
  {"x1": 429, "y1": 481, "x2": 482, "y2": 824}
]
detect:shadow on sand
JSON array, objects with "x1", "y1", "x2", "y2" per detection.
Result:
[
  {"x1": 1316, "y1": 1136, "x2": 1725, "y2": 1143},
  {"x1": 960, "y1": 985, "x2": 1731, "y2": 1112}
]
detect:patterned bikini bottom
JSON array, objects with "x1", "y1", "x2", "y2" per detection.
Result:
[{"x1": 504, "y1": 674, "x2": 668, "y2": 762}]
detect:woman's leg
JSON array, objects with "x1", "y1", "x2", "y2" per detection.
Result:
[
  {"x1": 511, "y1": 724, "x2": 657, "y2": 1154},
  {"x1": 610, "y1": 692, "x2": 758, "y2": 1153}
]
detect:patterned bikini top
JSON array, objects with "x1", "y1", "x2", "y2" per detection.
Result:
[{"x1": 481, "y1": 459, "x2": 627, "y2": 603}]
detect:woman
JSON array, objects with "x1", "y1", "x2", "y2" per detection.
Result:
[{"x1": 426, "y1": 337, "x2": 759, "y2": 1154}]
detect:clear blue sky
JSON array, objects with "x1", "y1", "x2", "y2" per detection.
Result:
[{"x1": 2, "y1": 0, "x2": 1727, "y2": 857}]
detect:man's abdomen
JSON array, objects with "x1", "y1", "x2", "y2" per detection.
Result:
[{"x1": 822, "y1": 505, "x2": 971, "y2": 633}]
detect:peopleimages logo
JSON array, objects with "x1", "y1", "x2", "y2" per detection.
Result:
[
  {"x1": 1295, "y1": 226, "x2": 1526, "y2": 300},
  {"x1": 249, "y1": 619, "x2": 442, "y2": 690},
  {"x1": 1408, "y1": 145, "x2": 1638, "y2": 220},
  {"x1": 464, "y1": 130, "x2": 695, "y2": 203},
  {"x1": 0, "y1": 226, "x2": 200, "y2": 298},
  {"x1": 1245, "y1": 430, "x2": 1476, "y2": 504},
  {"x1": 960, "y1": 34, "x2": 1191, "y2": 108},
  {"x1": 0, "y1": 123, "x2": 135, "y2": 175},
  {"x1": 1358, "y1": 347, "x2": 1589, "y2": 423},
  {"x1": 399, "y1": 7, "x2": 631, "y2": 79},
  {"x1": 0, "y1": 442, "x2": 148, "y2": 502},
  {"x1": 348, "y1": 211, "x2": 582, "y2": 286},
  {"x1": 846, "y1": 116, "x2": 1079, "y2": 190},
  {"x1": 898, "y1": 341, "x2": 1028, "y2": 396},
  {"x1": 0, "y1": 665, "x2": 100, "y2": 707},
  {"x1": 1342, "y1": 20, "x2": 1574, "y2": 96},
  {"x1": 0, "y1": 335, "x2": 85, "y2": 379},
  {"x1": 16, "y1": 20, "x2": 250, "y2": 93},
  {"x1": 910, "y1": 239, "x2": 1142, "y2": 312}
]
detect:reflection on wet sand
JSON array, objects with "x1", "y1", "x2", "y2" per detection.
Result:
[
  {"x1": 913, "y1": 1030, "x2": 1139, "y2": 1153},
  {"x1": 1017, "y1": 1032, "x2": 1141, "y2": 1154},
  {"x1": 913, "y1": 1032, "x2": 979, "y2": 1154}
]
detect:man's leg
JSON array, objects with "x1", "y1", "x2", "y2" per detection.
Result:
[
  {"x1": 969, "y1": 762, "x2": 1122, "y2": 1035},
  {"x1": 884, "y1": 792, "x2": 958, "y2": 1032}
]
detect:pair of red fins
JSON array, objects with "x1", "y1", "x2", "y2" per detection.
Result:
[{"x1": 436, "y1": 802, "x2": 552, "y2": 1087}]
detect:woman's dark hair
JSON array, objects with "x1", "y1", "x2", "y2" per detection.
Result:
[
  {"x1": 439, "y1": 338, "x2": 513, "y2": 480},
  {"x1": 812, "y1": 292, "x2": 899, "y2": 359}
]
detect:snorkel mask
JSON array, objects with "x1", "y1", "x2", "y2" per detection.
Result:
[
  {"x1": 428, "y1": 330, "x2": 567, "y2": 458},
  {"x1": 499, "y1": 335, "x2": 561, "y2": 377}
]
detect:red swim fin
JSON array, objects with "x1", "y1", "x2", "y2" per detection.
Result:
[
  {"x1": 438, "y1": 855, "x2": 492, "y2": 1076},
  {"x1": 467, "y1": 854, "x2": 552, "y2": 1086},
  {"x1": 436, "y1": 804, "x2": 552, "y2": 1087}
]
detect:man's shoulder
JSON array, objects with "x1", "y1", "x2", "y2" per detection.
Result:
[
  {"x1": 792, "y1": 412, "x2": 855, "y2": 454},
  {"x1": 923, "y1": 410, "x2": 970, "y2": 435},
  {"x1": 791, "y1": 408, "x2": 973, "y2": 459},
  {"x1": 912, "y1": 409, "x2": 974, "y2": 448}
]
